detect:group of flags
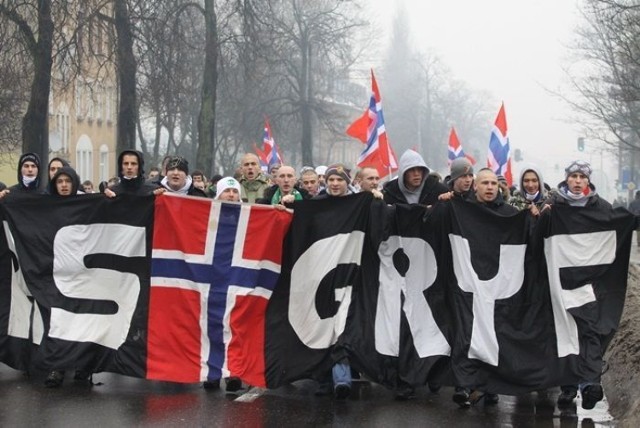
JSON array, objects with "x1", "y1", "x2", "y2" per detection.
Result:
[
  {"x1": 253, "y1": 70, "x2": 514, "y2": 185},
  {"x1": 345, "y1": 70, "x2": 514, "y2": 184}
]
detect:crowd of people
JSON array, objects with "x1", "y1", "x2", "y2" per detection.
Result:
[{"x1": 0, "y1": 148, "x2": 617, "y2": 411}]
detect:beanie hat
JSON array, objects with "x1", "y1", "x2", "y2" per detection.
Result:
[
  {"x1": 215, "y1": 176, "x2": 241, "y2": 199},
  {"x1": 448, "y1": 158, "x2": 474, "y2": 184},
  {"x1": 315, "y1": 165, "x2": 328, "y2": 176},
  {"x1": 565, "y1": 160, "x2": 592, "y2": 179},
  {"x1": 166, "y1": 156, "x2": 189, "y2": 174},
  {"x1": 20, "y1": 152, "x2": 41, "y2": 170},
  {"x1": 324, "y1": 164, "x2": 351, "y2": 183}
]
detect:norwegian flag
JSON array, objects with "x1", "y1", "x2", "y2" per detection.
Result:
[
  {"x1": 447, "y1": 127, "x2": 476, "y2": 167},
  {"x1": 263, "y1": 120, "x2": 282, "y2": 168},
  {"x1": 346, "y1": 69, "x2": 398, "y2": 178},
  {"x1": 147, "y1": 194, "x2": 292, "y2": 386},
  {"x1": 487, "y1": 103, "x2": 513, "y2": 186}
]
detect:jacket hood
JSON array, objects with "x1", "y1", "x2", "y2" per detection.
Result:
[
  {"x1": 117, "y1": 150, "x2": 145, "y2": 179},
  {"x1": 398, "y1": 149, "x2": 429, "y2": 193},
  {"x1": 518, "y1": 164, "x2": 546, "y2": 196},
  {"x1": 48, "y1": 157, "x2": 70, "y2": 171},
  {"x1": 48, "y1": 166, "x2": 81, "y2": 196},
  {"x1": 17, "y1": 152, "x2": 42, "y2": 190}
]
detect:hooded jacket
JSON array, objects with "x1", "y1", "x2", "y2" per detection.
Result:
[
  {"x1": 48, "y1": 166, "x2": 81, "y2": 196},
  {"x1": 547, "y1": 180, "x2": 610, "y2": 209},
  {"x1": 9, "y1": 152, "x2": 42, "y2": 193},
  {"x1": 509, "y1": 165, "x2": 549, "y2": 210},
  {"x1": 110, "y1": 150, "x2": 157, "y2": 196},
  {"x1": 239, "y1": 173, "x2": 270, "y2": 203},
  {"x1": 383, "y1": 150, "x2": 447, "y2": 205}
]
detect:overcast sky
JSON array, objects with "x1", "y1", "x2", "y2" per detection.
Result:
[{"x1": 366, "y1": 0, "x2": 617, "y2": 197}]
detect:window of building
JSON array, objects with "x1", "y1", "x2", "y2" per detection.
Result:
[
  {"x1": 76, "y1": 135, "x2": 93, "y2": 182},
  {"x1": 99, "y1": 145, "x2": 109, "y2": 182}
]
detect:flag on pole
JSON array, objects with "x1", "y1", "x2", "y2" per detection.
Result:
[
  {"x1": 487, "y1": 103, "x2": 512, "y2": 186},
  {"x1": 346, "y1": 70, "x2": 398, "y2": 178},
  {"x1": 447, "y1": 127, "x2": 476, "y2": 167},
  {"x1": 263, "y1": 120, "x2": 282, "y2": 169},
  {"x1": 253, "y1": 144, "x2": 268, "y2": 168}
]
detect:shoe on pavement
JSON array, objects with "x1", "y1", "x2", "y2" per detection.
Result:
[
  {"x1": 484, "y1": 393, "x2": 499, "y2": 405},
  {"x1": 581, "y1": 384, "x2": 604, "y2": 410},
  {"x1": 453, "y1": 387, "x2": 471, "y2": 408},
  {"x1": 557, "y1": 387, "x2": 577, "y2": 406},
  {"x1": 395, "y1": 386, "x2": 416, "y2": 401},
  {"x1": 225, "y1": 377, "x2": 242, "y2": 392},
  {"x1": 203, "y1": 379, "x2": 220, "y2": 390},
  {"x1": 45, "y1": 370, "x2": 65, "y2": 388},
  {"x1": 334, "y1": 383, "x2": 351, "y2": 400}
]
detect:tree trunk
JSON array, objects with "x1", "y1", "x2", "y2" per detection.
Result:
[
  {"x1": 22, "y1": 0, "x2": 54, "y2": 184},
  {"x1": 114, "y1": 0, "x2": 137, "y2": 153},
  {"x1": 197, "y1": 0, "x2": 218, "y2": 173},
  {"x1": 300, "y1": 34, "x2": 313, "y2": 166}
]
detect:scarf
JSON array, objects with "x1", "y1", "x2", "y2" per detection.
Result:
[
  {"x1": 161, "y1": 175, "x2": 193, "y2": 195},
  {"x1": 271, "y1": 187, "x2": 303, "y2": 205}
]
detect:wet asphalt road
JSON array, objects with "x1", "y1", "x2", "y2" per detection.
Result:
[{"x1": 0, "y1": 365, "x2": 613, "y2": 427}]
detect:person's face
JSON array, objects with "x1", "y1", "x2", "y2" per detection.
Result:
[
  {"x1": 318, "y1": 175, "x2": 325, "y2": 186},
  {"x1": 241, "y1": 155, "x2": 260, "y2": 180},
  {"x1": 453, "y1": 173, "x2": 474, "y2": 193},
  {"x1": 56, "y1": 174, "x2": 73, "y2": 196},
  {"x1": 359, "y1": 168, "x2": 380, "y2": 192},
  {"x1": 277, "y1": 167, "x2": 296, "y2": 194},
  {"x1": 49, "y1": 160, "x2": 64, "y2": 179},
  {"x1": 148, "y1": 170, "x2": 159, "y2": 180},
  {"x1": 567, "y1": 172, "x2": 589, "y2": 194},
  {"x1": 83, "y1": 184, "x2": 93, "y2": 193},
  {"x1": 122, "y1": 154, "x2": 139, "y2": 178},
  {"x1": 327, "y1": 175, "x2": 349, "y2": 196},
  {"x1": 522, "y1": 171, "x2": 540, "y2": 195},
  {"x1": 192, "y1": 175, "x2": 205, "y2": 190},
  {"x1": 22, "y1": 161, "x2": 38, "y2": 178},
  {"x1": 301, "y1": 172, "x2": 319, "y2": 195},
  {"x1": 475, "y1": 171, "x2": 499, "y2": 203},
  {"x1": 404, "y1": 167, "x2": 424, "y2": 190},
  {"x1": 166, "y1": 168, "x2": 187, "y2": 190},
  {"x1": 219, "y1": 188, "x2": 240, "y2": 202}
]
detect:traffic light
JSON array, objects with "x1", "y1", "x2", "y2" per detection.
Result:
[
  {"x1": 578, "y1": 137, "x2": 585, "y2": 151},
  {"x1": 514, "y1": 148, "x2": 522, "y2": 161}
]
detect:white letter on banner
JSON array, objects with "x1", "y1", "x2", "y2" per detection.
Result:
[
  {"x1": 544, "y1": 231, "x2": 616, "y2": 357},
  {"x1": 289, "y1": 232, "x2": 364, "y2": 349},
  {"x1": 50, "y1": 224, "x2": 145, "y2": 350},
  {"x1": 376, "y1": 236, "x2": 450, "y2": 357},
  {"x1": 3, "y1": 221, "x2": 44, "y2": 344},
  {"x1": 449, "y1": 234, "x2": 526, "y2": 366}
]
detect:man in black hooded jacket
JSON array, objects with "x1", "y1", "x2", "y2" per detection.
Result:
[
  {"x1": 8, "y1": 152, "x2": 42, "y2": 195},
  {"x1": 105, "y1": 150, "x2": 160, "y2": 197}
]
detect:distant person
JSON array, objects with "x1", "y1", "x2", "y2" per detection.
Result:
[
  {"x1": 628, "y1": 191, "x2": 640, "y2": 247},
  {"x1": 382, "y1": 149, "x2": 447, "y2": 206},
  {"x1": 9, "y1": 153, "x2": 42, "y2": 195},
  {"x1": 82, "y1": 180, "x2": 95, "y2": 194},
  {"x1": 105, "y1": 150, "x2": 160, "y2": 197}
]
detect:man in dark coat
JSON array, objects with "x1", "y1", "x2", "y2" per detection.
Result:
[
  {"x1": 383, "y1": 149, "x2": 447, "y2": 206},
  {"x1": 105, "y1": 150, "x2": 159, "y2": 197}
]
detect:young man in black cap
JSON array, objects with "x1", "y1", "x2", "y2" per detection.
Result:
[
  {"x1": 155, "y1": 156, "x2": 207, "y2": 197},
  {"x1": 8, "y1": 152, "x2": 42, "y2": 195}
]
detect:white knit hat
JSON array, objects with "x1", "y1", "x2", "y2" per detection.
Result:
[{"x1": 215, "y1": 177, "x2": 241, "y2": 199}]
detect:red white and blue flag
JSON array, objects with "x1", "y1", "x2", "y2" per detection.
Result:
[
  {"x1": 148, "y1": 195, "x2": 292, "y2": 386},
  {"x1": 346, "y1": 70, "x2": 398, "y2": 178},
  {"x1": 263, "y1": 120, "x2": 282, "y2": 169},
  {"x1": 447, "y1": 127, "x2": 476, "y2": 167},
  {"x1": 487, "y1": 103, "x2": 512, "y2": 186}
]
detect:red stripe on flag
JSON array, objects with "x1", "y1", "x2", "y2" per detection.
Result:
[
  {"x1": 242, "y1": 208, "x2": 292, "y2": 264},
  {"x1": 227, "y1": 295, "x2": 269, "y2": 388},
  {"x1": 153, "y1": 196, "x2": 210, "y2": 254},
  {"x1": 147, "y1": 287, "x2": 202, "y2": 382}
]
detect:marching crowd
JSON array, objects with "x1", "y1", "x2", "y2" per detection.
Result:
[{"x1": 0, "y1": 148, "x2": 614, "y2": 411}]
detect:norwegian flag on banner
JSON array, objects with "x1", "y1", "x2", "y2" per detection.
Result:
[
  {"x1": 148, "y1": 195, "x2": 292, "y2": 386},
  {"x1": 487, "y1": 103, "x2": 513, "y2": 185}
]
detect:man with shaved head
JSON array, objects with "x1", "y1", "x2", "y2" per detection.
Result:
[
  {"x1": 239, "y1": 153, "x2": 270, "y2": 203},
  {"x1": 257, "y1": 165, "x2": 309, "y2": 208},
  {"x1": 472, "y1": 168, "x2": 517, "y2": 214}
]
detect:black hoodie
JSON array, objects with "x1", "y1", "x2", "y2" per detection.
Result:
[
  {"x1": 9, "y1": 152, "x2": 42, "y2": 193},
  {"x1": 110, "y1": 150, "x2": 157, "y2": 196},
  {"x1": 48, "y1": 166, "x2": 81, "y2": 196}
]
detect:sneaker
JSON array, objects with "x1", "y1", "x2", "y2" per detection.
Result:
[
  {"x1": 581, "y1": 384, "x2": 604, "y2": 410},
  {"x1": 203, "y1": 379, "x2": 220, "y2": 390},
  {"x1": 557, "y1": 387, "x2": 577, "y2": 406},
  {"x1": 484, "y1": 393, "x2": 499, "y2": 405},
  {"x1": 73, "y1": 370, "x2": 91, "y2": 382},
  {"x1": 428, "y1": 381, "x2": 441, "y2": 393},
  {"x1": 45, "y1": 370, "x2": 65, "y2": 388},
  {"x1": 394, "y1": 386, "x2": 416, "y2": 401},
  {"x1": 453, "y1": 387, "x2": 471, "y2": 408},
  {"x1": 334, "y1": 383, "x2": 351, "y2": 400},
  {"x1": 225, "y1": 377, "x2": 242, "y2": 392}
]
